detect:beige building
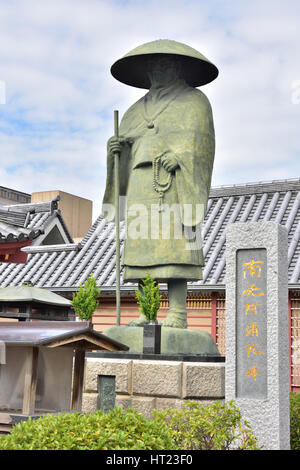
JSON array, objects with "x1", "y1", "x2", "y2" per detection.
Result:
[{"x1": 31, "y1": 190, "x2": 92, "y2": 243}]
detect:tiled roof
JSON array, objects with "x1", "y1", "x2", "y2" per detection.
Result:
[
  {"x1": 0, "y1": 205, "x2": 44, "y2": 242},
  {"x1": 0, "y1": 198, "x2": 73, "y2": 245},
  {"x1": 1, "y1": 178, "x2": 300, "y2": 290}
]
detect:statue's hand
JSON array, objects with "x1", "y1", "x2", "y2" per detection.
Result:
[
  {"x1": 107, "y1": 136, "x2": 126, "y2": 156},
  {"x1": 160, "y1": 153, "x2": 179, "y2": 172}
]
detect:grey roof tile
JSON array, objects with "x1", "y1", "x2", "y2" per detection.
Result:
[{"x1": 0, "y1": 197, "x2": 73, "y2": 244}]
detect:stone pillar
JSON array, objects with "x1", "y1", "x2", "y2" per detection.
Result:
[
  {"x1": 225, "y1": 222, "x2": 290, "y2": 450},
  {"x1": 0, "y1": 340, "x2": 5, "y2": 364}
]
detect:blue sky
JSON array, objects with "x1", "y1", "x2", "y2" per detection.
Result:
[{"x1": 0, "y1": 0, "x2": 300, "y2": 219}]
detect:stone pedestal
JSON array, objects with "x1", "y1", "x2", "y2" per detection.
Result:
[
  {"x1": 82, "y1": 356, "x2": 225, "y2": 419},
  {"x1": 103, "y1": 326, "x2": 220, "y2": 355}
]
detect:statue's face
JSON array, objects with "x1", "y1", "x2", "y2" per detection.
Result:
[{"x1": 147, "y1": 56, "x2": 181, "y2": 88}]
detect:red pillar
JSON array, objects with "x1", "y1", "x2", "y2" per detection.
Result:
[
  {"x1": 288, "y1": 290, "x2": 292, "y2": 392},
  {"x1": 211, "y1": 291, "x2": 217, "y2": 343}
]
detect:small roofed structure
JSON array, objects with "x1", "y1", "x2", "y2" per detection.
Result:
[
  {"x1": 0, "y1": 215, "x2": 38, "y2": 263},
  {"x1": 0, "y1": 195, "x2": 74, "y2": 254},
  {"x1": 0, "y1": 196, "x2": 65, "y2": 263},
  {"x1": 0, "y1": 282, "x2": 73, "y2": 321},
  {"x1": 0, "y1": 321, "x2": 129, "y2": 432}
]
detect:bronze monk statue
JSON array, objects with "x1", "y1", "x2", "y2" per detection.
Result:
[{"x1": 102, "y1": 39, "x2": 218, "y2": 329}]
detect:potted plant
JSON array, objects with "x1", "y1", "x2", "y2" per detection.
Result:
[
  {"x1": 71, "y1": 274, "x2": 100, "y2": 322},
  {"x1": 136, "y1": 272, "x2": 162, "y2": 354}
]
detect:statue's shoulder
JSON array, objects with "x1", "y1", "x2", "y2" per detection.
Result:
[
  {"x1": 185, "y1": 87, "x2": 212, "y2": 110},
  {"x1": 120, "y1": 95, "x2": 146, "y2": 133},
  {"x1": 122, "y1": 95, "x2": 145, "y2": 120}
]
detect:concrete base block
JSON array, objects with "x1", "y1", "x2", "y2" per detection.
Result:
[
  {"x1": 82, "y1": 393, "x2": 98, "y2": 414},
  {"x1": 183, "y1": 362, "x2": 225, "y2": 398},
  {"x1": 115, "y1": 395, "x2": 132, "y2": 410},
  {"x1": 132, "y1": 360, "x2": 182, "y2": 398},
  {"x1": 84, "y1": 358, "x2": 132, "y2": 395},
  {"x1": 131, "y1": 397, "x2": 157, "y2": 419},
  {"x1": 82, "y1": 357, "x2": 225, "y2": 419},
  {"x1": 155, "y1": 397, "x2": 183, "y2": 412}
]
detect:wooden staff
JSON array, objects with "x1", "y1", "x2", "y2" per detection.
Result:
[{"x1": 114, "y1": 110, "x2": 121, "y2": 326}]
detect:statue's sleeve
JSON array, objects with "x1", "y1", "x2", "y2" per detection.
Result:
[
  {"x1": 101, "y1": 141, "x2": 131, "y2": 222},
  {"x1": 101, "y1": 114, "x2": 134, "y2": 222},
  {"x1": 101, "y1": 99, "x2": 144, "y2": 221},
  {"x1": 171, "y1": 90, "x2": 215, "y2": 227}
]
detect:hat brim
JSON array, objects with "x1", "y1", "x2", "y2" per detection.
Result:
[{"x1": 111, "y1": 53, "x2": 219, "y2": 89}]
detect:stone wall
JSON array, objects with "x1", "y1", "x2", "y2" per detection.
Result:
[{"x1": 83, "y1": 357, "x2": 225, "y2": 418}]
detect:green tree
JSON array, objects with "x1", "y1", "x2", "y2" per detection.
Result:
[
  {"x1": 71, "y1": 274, "x2": 100, "y2": 321},
  {"x1": 136, "y1": 272, "x2": 161, "y2": 322}
]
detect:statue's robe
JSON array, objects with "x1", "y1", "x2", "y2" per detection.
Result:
[{"x1": 102, "y1": 80, "x2": 215, "y2": 282}]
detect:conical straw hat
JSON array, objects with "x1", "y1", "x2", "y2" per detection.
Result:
[{"x1": 111, "y1": 39, "x2": 218, "y2": 89}]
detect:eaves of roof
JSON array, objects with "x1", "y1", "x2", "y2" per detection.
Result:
[
  {"x1": 0, "y1": 222, "x2": 43, "y2": 243},
  {"x1": 0, "y1": 321, "x2": 129, "y2": 350},
  {"x1": 0, "y1": 200, "x2": 58, "y2": 243}
]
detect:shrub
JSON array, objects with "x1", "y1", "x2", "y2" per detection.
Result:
[
  {"x1": 0, "y1": 407, "x2": 176, "y2": 451},
  {"x1": 71, "y1": 274, "x2": 100, "y2": 321},
  {"x1": 136, "y1": 272, "x2": 161, "y2": 322},
  {"x1": 290, "y1": 392, "x2": 300, "y2": 450},
  {"x1": 153, "y1": 400, "x2": 259, "y2": 450}
]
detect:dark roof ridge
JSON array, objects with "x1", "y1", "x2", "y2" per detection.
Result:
[
  {"x1": 0, "y1": 196, "x2": 60, "y2": 215},
  {"x1": 209, "y1": 178, "x2": 300, "y2": 198}
]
